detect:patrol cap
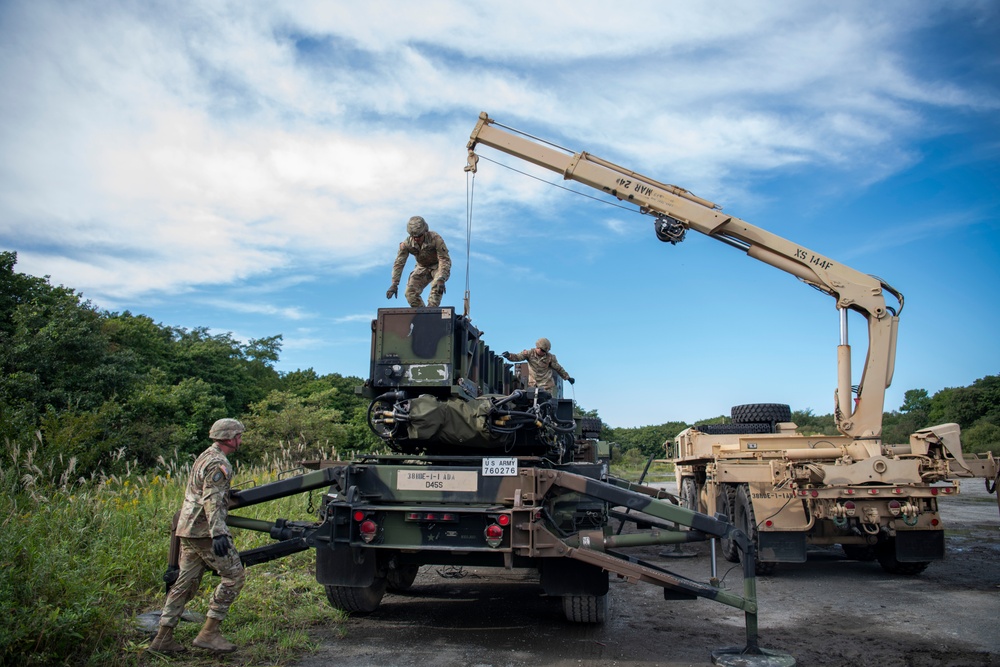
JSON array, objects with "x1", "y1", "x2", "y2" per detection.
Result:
[
  {"x1": 535, "y1": 337, "x2": 551, "y2": 352},
  {"x1": 407, "y1": 216, "x2": 428, "y2": 236},
  {"x1": 209, "y1": 418, "x2": 245, "y2": 441}
]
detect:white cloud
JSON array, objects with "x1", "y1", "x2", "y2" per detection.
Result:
[{"x1": 1, "y1": 0, "x2": 996, "y2": 307}]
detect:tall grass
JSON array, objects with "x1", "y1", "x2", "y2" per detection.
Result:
[{"x1": 0, "y1": 435, "x2": 344, "y2": 667}]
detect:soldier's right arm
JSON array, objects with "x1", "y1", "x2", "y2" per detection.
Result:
[
  {"x1": 506, "y1": 349, "x2": 529, "y2": 362},
  {"x1": 391, "y1": 241, "x2": 410, "y2": 284}
]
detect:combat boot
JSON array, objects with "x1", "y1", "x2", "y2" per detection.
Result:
[
  {"x1": 192, "y1": 617, "x2": 237, "y2": 653},
  {"x1": 148, "y1": 625, "x2": 187, "y2": 653}
]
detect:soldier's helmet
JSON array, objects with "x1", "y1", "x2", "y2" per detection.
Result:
[
  {"x1": 209, "y1": 418, "x2": 245, "y2": 441},
  {"x1": 407, "y1": 216, "x2": 428, "y2": 237},
  {"x1": 535, "y1": 337, "x2": 551, "y2": 352}
]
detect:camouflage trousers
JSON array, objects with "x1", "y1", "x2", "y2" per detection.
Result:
[
  {"x1": 159, "y1": 537, "x2": 245, "y2": 627},
  {"x1": 405, "y1": 265, "x2": 445, "y2": 307}
]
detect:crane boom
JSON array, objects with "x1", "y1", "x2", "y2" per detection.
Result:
[{"x1": 466, "y1": 112, "x2": 901, "y2": 443}]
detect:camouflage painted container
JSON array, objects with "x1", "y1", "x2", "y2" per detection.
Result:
[{"x1": 365, "y1": 307, "x2": 520, "y2": 400}]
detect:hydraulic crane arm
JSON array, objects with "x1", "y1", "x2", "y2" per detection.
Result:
[{"x1": 466, "y1": 112, "x2": 901, "y2": 443}]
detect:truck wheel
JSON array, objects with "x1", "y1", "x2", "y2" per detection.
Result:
[
  {"x1": 387, "y1": 564, "x2": 419, "y2": 591},
  {"x1": 735, "y1": 484, "x2": 777, "y2": 575},
  {"x1": 876, "y1": 539, "x2": 930, "y2": 575},
  {"x1": 730, "y1": 403, "x2": 791, "y2": 424},
  {"x1": 680, "y1": 478, "x2": 699, "y2": 513},
  {"x1": 717, "y1": 485, "x2": 740, "y2": 563},
  {"x1": 841, "y1": 543, "x2": 877, "y2": 561},
  {"x1": 324, "y1": 577, "x2": 388, "y2": 614},
  {"x1": 562, "y1": 594, "x2": 608, "y2": 624}
]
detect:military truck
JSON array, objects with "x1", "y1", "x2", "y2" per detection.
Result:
[
  {"x1": 463, "y1": 112, "x2": 999, "y2": 577},
  {"x1": 669, "y1": 407, "x2": 998, "y2": 575},
  {"x1": 166, "y1": 305, "x2": 792, "y2": 664}
]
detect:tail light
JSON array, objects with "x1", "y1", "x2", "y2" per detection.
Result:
[
  {"x1": 355, "y1": 511, "x2": 379, "y2": 543},
  {"x1": 359, "y1": 519, "x2": 378, "y2": 543},
  {"x1": 887, "y1": 500, "x2": 901, "y2": 517},
  {"x1": 404, "y1": 512, "x2": 459, "y2": 523},
  {"x1": 484, "y1": 523, "x2": 503, "y2": 548},
  {"x1": 843, "y1": 500, "x2": 857, "y2": 517}
]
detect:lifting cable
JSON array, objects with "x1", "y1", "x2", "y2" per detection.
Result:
[
  {"x1": 474, "y1": 153, "x2": 641, "y2": 214},
  {"x1": 464, "y1": 167, "x2": 475, "y2": 318}
]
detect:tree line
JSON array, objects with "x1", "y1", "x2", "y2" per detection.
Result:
[
  {"x1": 606, "y1": 380, "x2": 1000, "y2": 458},
  {"x1": 2, "y1": 249, "x2": 997, "y2": 480}
]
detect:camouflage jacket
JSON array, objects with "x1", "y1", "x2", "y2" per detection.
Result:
[
  {"x1": 391, "y1": 231, "x2": 451, "y2": 284},
  {"x1": 176, "y1": 443, "x2": 234, "y2": 539},
  {"x1": 507, "y1": 348, "x2": 569, "y2": 391}
]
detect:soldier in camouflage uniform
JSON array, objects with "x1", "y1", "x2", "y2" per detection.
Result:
[
  {"x1": 503, "y1": 337, "x2": 574, "y2": 393},
  {"x1": 148, "y1": 418, "x2": 246, "y2": 654},
  {"x1": 386, "y1": 216, "x2": 451, "y2": 307}
]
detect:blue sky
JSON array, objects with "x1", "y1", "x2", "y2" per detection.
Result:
[{"x1": 1, "y1": 1, "x2": 998, "y2": 429}]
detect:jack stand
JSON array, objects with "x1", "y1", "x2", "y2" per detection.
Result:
[{"x1": 710, "y1": 565, "x2": 795, "y2": 667}]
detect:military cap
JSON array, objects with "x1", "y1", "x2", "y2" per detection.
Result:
[{"x1": 535, "y1": 337, "x2": 551, "y2": 352}]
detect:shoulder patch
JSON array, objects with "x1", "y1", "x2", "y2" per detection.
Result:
[
  {"x1": 399, "y1": 241, "x2": 407, "y2": 250},
  {"x1": 212, "y1": 465, "x2": 230, "y2": 483}
]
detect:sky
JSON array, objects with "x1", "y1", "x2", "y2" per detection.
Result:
[{"x1": 1, "y1": 1, "x2": 998, "y2": 429}]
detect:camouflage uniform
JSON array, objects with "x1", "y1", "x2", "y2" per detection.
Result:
[
  {"x1": 159, "y1": 443, "x2": 245, "y2": 627},
  {"x1": 391, "y1": 229, "x2": 451, "y2": 308},
  {"x1": 505, "y1": 348, "x2": 570, "y2": 392}
]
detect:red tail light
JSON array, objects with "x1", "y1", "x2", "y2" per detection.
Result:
[
  {"x1": 359, "y1": 519, "x2": 378, "y2": 543},
  {"x1": 484, "y1": 523, "x2": 503, "y2": 548}
]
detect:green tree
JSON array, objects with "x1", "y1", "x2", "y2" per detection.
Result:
[{"x1": 242, "y1": 389, "x2": 351, "y2": 463}]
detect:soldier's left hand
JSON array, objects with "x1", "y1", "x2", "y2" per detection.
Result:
[
  {"x1": 212, "y1": 535, "x2": 231, "y2": 557},
  {"x1": 568, "y1": 377, "x2": 575, "y2": 385}
]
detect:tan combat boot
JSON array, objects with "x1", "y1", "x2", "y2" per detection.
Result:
[
  {"x1": 148, "y1": 625, "x2": 187, "y2": 653},
  {"x1": 192, "y1": 617, "x2": 237, "y2": 653}
]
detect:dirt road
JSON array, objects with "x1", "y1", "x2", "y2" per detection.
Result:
[{"x1": 294, "y1": 482, "x2": 999, "y2": 667}]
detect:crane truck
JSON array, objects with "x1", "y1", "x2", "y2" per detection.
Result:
[{"x1": 463, "y1": 111, "x2": 998, "y2": 577}]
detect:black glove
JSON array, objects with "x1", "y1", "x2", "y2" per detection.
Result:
[
  {"x1": 501, "y1": 351, "x2": 511, "y2": 359},
  {"x1": 568, "y1": 377, "x2": 575, "y2": 385},
  {"x1": 386, "y1": 284, "x2": 398, "y2": 299},
  {"x1": 212, "y1": 535, "x2": 230, "y2": 557}
]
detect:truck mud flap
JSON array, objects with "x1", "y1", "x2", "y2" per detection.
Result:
[
  {"x1": 758, "y1": 532, "x2": 806, "y2": 563},
  {"x1": 895, "y1": 530, "x2": 945, "y2": 562},
  {"x1": 317, "y1": 545, "x2": 377, "y2": 586},
  {"x1": 540, "y1": 558, "x2": 609, "y2": 596}
]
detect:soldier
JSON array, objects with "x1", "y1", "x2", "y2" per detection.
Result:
[
  {"x1": 147, "y1": 418, "x2": 246, "y2": 654},
  {"x1": 386, "y1": 215, "x2": 451, "y2": 307},
  {"x1": 503, "y1": 338, "x2": 575, "y2": 393}
]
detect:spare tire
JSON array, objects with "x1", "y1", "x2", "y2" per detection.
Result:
[
  {"x1": 695, "y1": 422, "x2": 773, "y2": 435},
  {"x1": 731, "y1": 403, "x2": 791, "y2": 424}
]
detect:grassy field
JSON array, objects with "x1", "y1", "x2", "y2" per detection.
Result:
[
  {"x1": 0, "y1": 436, "x2": 680, "y2": 667},
  {"x1": 0, "y1": 439, "x2": 344, "y2": 667},
  {"x1": 609, "y1": 449, "x2": 675, "y2": 486}
]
